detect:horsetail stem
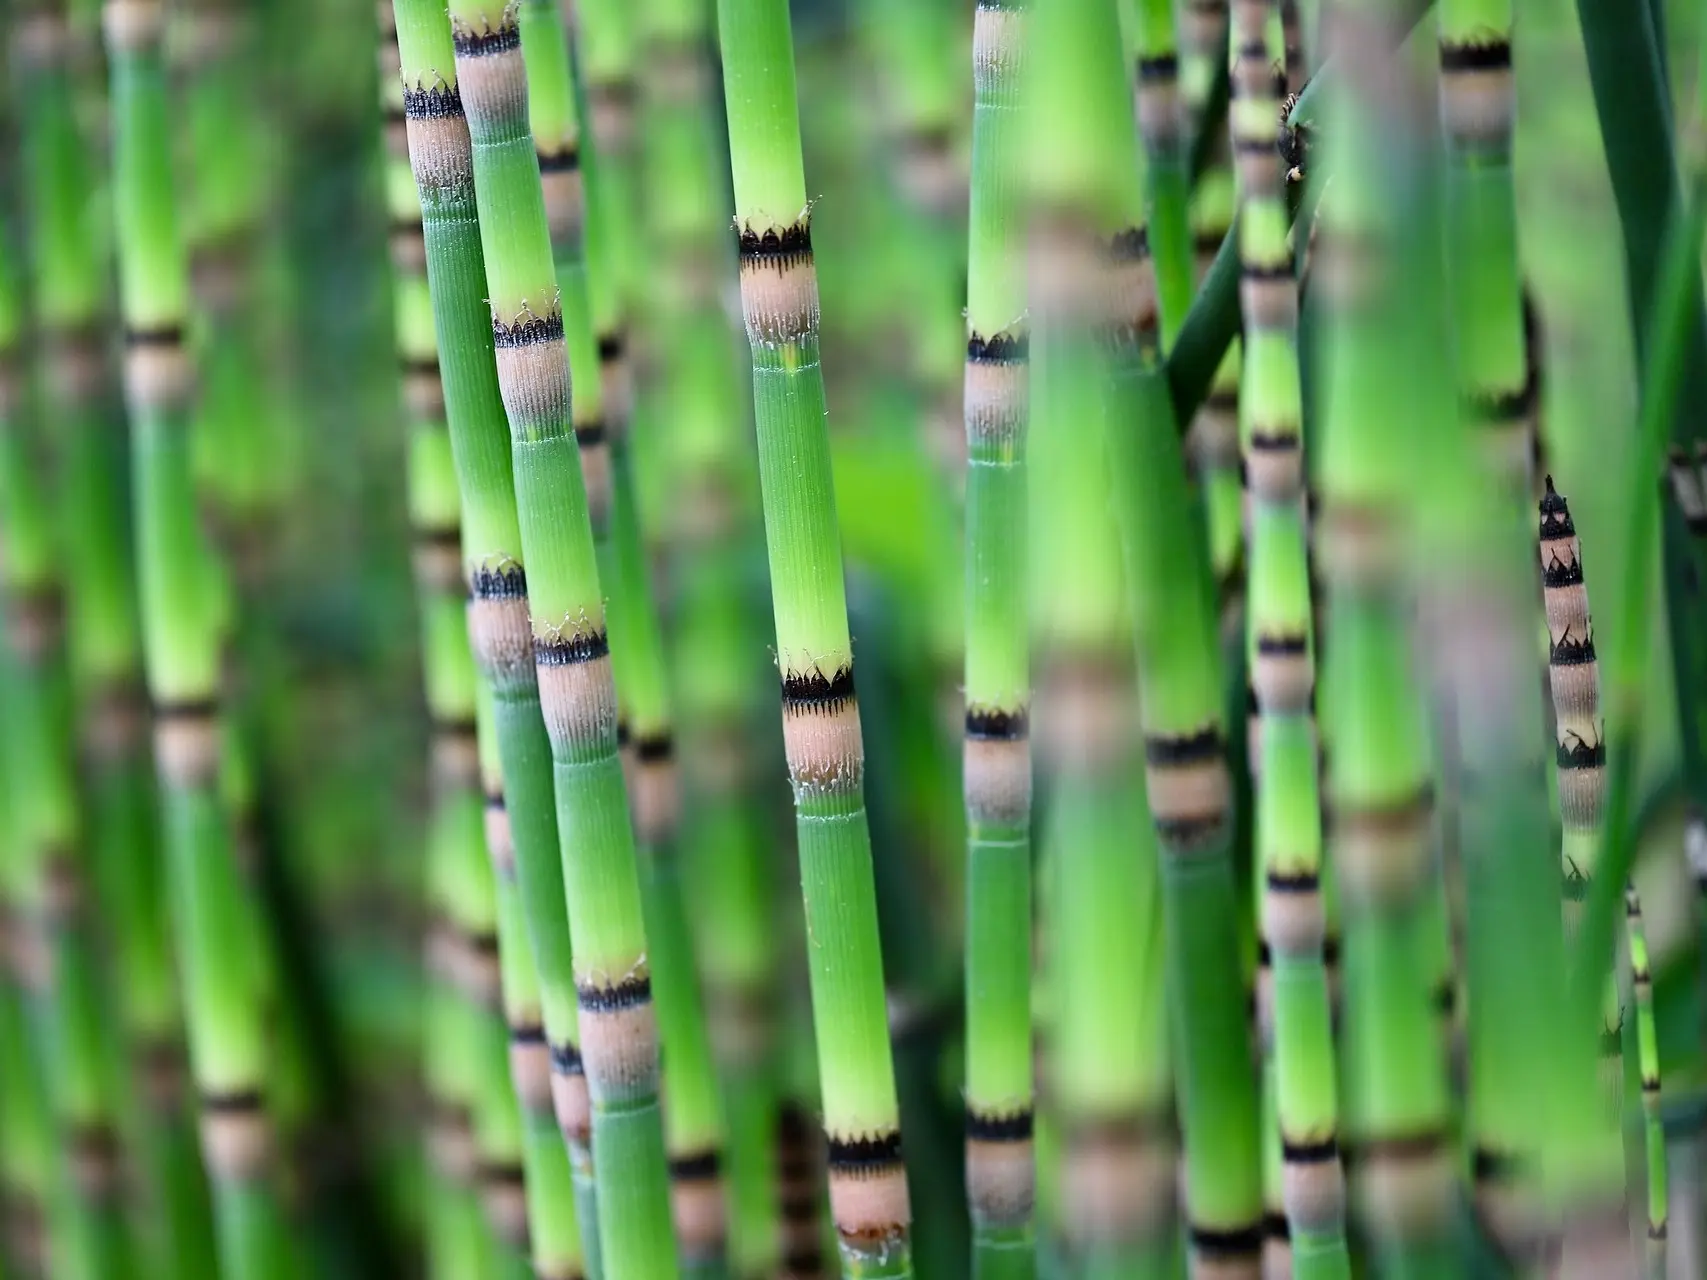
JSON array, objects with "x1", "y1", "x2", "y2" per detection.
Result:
[
  {"x1": 1028, "y1": 1, "x2": 1183, "y2": 1275},
  {"x1": 636, "y1": 0, "x2": 786, "y2": 1269},
  {"x1": 1535, "y1": 476, "x2": 1630, "y2": 1264},
  {"x1": 25, "y1": 3, "x2": 206, "y2": 1257},
  {"x1": 961, "y1": 4, "x2": 1034, "y2": 1277},
  {"x1": 563, "y1": 3, "x2": 734, "y2": 1261},
  {"x1": 1438, "y1": 0, "x2": 1530, "y2": 493},
  {"x1": 101, "y1": 1, "x2": 290, "y2": 1270},
  {"x1": 1186, "y1": 166, "x2": 1245, "y2": 606},
  {"x1": 1227, "y1": 2, "x2": 1347, "y2": 1272},
  {"x1": 509, "y1": 0, "x2": 607, "y2": 1264},
  {"x1": 1625, "y1": 884, "x2": 1667, "y2": 1279},
  {"x1": 1038, "y1": 0, "x2": 1267, "y2": 1268},
  {"x1": 440, "y1": 1, "x2": 677, "y2": 1273},
  {"x1": 1310, "y1": 4, "x2": 1456, "y2": 1270},
  {"x1": 11, "y1": 6, "x2": 162, "y2": 1272},
  {"x1": 714, "y1": 0, "x2": 914, "y2": 1272},
  {"x1": 1122, "y1": 0, "x2": 1194, "y2": 343},
  {"x1": 377, "y1": 2, "x2": 581, "y2": 1267}
]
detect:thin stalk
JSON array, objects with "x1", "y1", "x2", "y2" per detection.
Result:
[
  {"x1": 438, "y1": 1, "x2": 677, "y2": 1273},
  {"x1": 1186, "y1": 167, "x2": 1244, "y2": 602},
  {"x1": 961, "y1": 4, "x2": 1034, "y2": 1279},
  {"x1": 714, "y1": 0, "x2": 914, "y2": 1273},
  {"x1": 1536, "y1": 478, "x2": 1627, "y2": 1264},
  {"x1": 387, "y1": 7, "x2": 622, "y2": 1274},
  {"x1": 1626, "y1": 886, "x2": 1666, "y2": 1279},
  {"x1": 101, "y1": 2, "x2": 287, "y2": 1273},
  {"x1": 1227, "y1": 0, "x2": 1348, "y2": 1273}
]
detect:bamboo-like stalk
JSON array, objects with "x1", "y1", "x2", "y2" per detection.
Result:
[
  {"x1": 1438, "y1": 0, "x2": 1531, "y2": 495},
  {"x1": 1027, "y1": 3, "x2": 1182, "y2": 1277},
  {"x1": 12, "y1": 5, "x2": 174, "y2": 1274},
  {"x1": 1226, "y1": 2, "x2": 1347, "y2": 1274},
  {"x1": 1626, "y1": 885, "x2": 1666, "y2": 1280},
  {"x1": 1310, "y1": 5, "x2": 1457, "y2": 1274},
  {"x1": 389, "y1": 0, "x2": 665, "y2": 1270},
  {"x1": 1422, "y1": 25, "x2": 1573, "y2": 1258},
  {"x1": 713, "y1": 0, "x2": 918, "y2": 1274},
  {"x1": 375, "y1": 2, "x2": 576, "y2": 1266},
  {"x1": 100, "y1": 1, "x2": 288, "y2": 1271},
  {"x1": 565, "y1": 2, "x2": 734, "y2": 1264},
  {"x1": 1066, "y1": 0, "x2": 1264, "y2": 1271},
  {"x1": 437, "y1": 0, "x2": 678, "y2": 1272},
  {"x1": 1535, "y1": 476, "x2": 1629, "y2": 1268},
  {"x1": 1186, "y1": 171, "x2": 1245, "y2": 607},
  {"x1": 960, "y1": 3, "x2": 1034, "y2": 1278},
  {"x1": 1121, "y1": 0, "x2": 1194, "y2": 343},
  {"x1": 635, "y1": 0, "x2": 786, "y2": 1270},
  {"x1": 508, "y1": 0, "x2": 605, "y2": 1263}
]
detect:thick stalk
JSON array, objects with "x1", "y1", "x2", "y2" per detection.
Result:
[
  {"x1": 1311, "y1": 5, "x2": 1457, "y2": 1273},
  {"x1": 714, "y1": 0, "x2": 913, "y2": 1273},
  {"x1": 1054, "y1": 0, "x2": 1265, "y2": 1264}
]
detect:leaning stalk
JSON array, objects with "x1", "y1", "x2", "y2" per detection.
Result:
[
  {"x1": 961, "y1": 3, "x2": 1034, "y2": 1278},
  {"x1": 714, "y1": 0, "x2": 914, "y2": 1272},
  {"x1": 561, "y1": 4, "x2": 734, "y2": 1264},
  {"x1": 440, "y1": 1, "x2": 677, "y2": 1273}
]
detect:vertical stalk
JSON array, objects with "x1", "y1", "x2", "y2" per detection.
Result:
[
  {"x1": 569, "y1": 2, "x2": 734, "y2": 1266},
  {"x1": 714, "y1": 0, "x2": 914, "y2": 1273},
  {"x1": 1028, "y1": 2, "x2": 1181, "y2": 1277},
  {"x1": 1626, "y1": 886, "x2": 1666, "y2": 1280},
  {"x1": 1310, "y1": 4, "x2": 1457, "y2": 1273},
  {"x1": 636, "y1": 0, "x2": 786, "y2": 1270},
  {"x1": 1122, "y1": 0, "x2": 1195, "y2": 343},
  {"x1": 1083, "y1": 0, "x2": 1265, "y2": 1268},
  {"x1": 961, "y1": 3, "x2": 1034, "y2": 1279},
  {"x1": 1227, "y1": 0, "x2": 1348, "y2": 1273},
  {"x1": 101, "y1": 2, "x2": 288, "y2": 1273},
  {"x1": 1535, "y1": 477, "x2": 1630, "y2": 1267}
]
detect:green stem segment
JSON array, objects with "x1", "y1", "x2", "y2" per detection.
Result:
[
  {"x1": 439, "y1": 2, "x2": 677, "y2": 1274},
  {"x1": 1228, "y1": 1, "x2": 1348, "y2": 1273},
  {"x1": 102, "y1": 4, "x2": 288, "y2": 1276},
  {"x1": 715, "y1": 0, "x2": 912, "y2": 1272},
  {"x1": 962, "y1": 4, "x2": 1034, "y2": 1278}
]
